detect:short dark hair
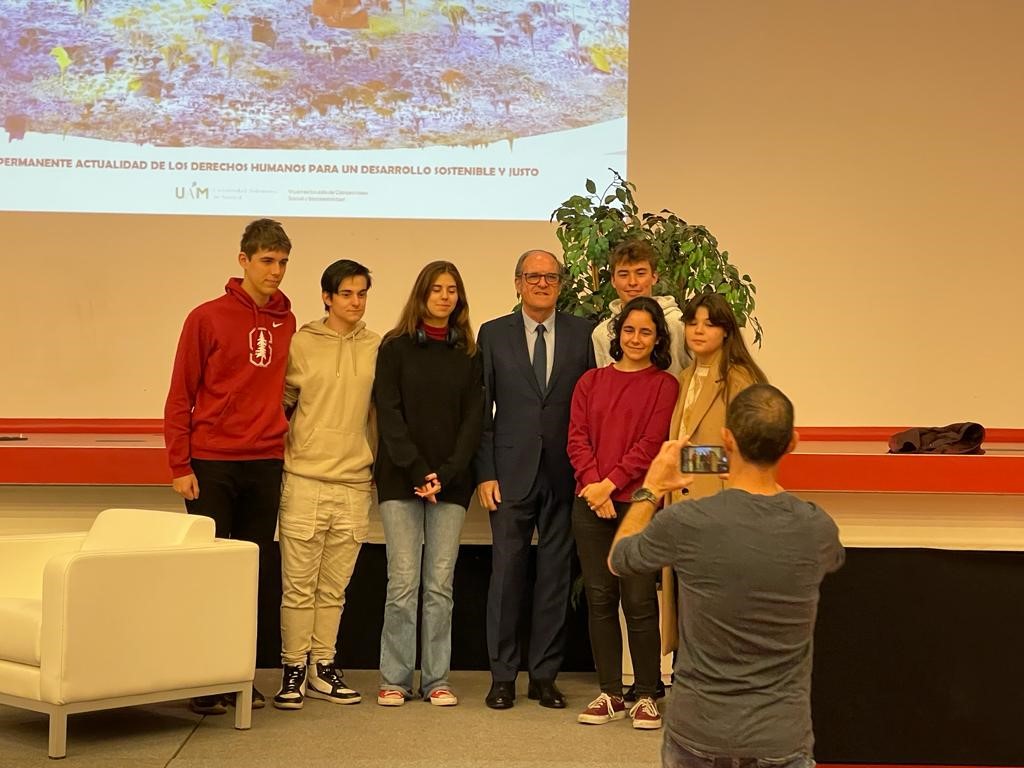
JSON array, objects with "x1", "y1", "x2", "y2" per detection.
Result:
[
  {"x1": 240, "y1": 218, "x2": 291, "y2": 257},
  {"x1": 609, "y1": 296, "x2": 672, "y2": 370},
  {"x1": 321, "y1": 259, "x2": 371, "y2": 311},
  {"x1": 725, "y1": 384, "x2": 794, "y2": 466},
  {"x1": 608, "y1": 238, "x2": 657, "y2": 272}
]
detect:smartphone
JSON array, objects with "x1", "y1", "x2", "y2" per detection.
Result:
[{"x1": 680, "y1": 444, "x2": 729, "y2": 474}]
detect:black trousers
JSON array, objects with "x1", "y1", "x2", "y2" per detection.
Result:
[
  {"x1": 572, "y1": 497, "x2": 661, "y2": 697},
  {"x1": 486, "y1": 468, "x2": 574, "y2": 682},
  {"x1": 185, "y1": 458, "x2": 283, "y2": 668}
]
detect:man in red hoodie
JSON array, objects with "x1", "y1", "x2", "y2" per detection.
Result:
[{"x1": 164, "y1": 218, "x2": 296, "y2": 714}]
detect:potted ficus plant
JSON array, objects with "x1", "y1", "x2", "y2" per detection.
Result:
[{"x1": 551, "y1": 169, "x2": 763, "y2": 346}]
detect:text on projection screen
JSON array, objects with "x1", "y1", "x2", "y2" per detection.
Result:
[{"x1": 0, "y1": 1, "x2": 628, "y2": 221}]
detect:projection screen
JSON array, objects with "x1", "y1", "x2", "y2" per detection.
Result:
[{"x1": 0, "y1": 0, "x2": 628, "y2": 220}]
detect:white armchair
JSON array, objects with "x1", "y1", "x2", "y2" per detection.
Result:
[{"x1": 0, "y1": 508, "x2": 259, "y2": 758}]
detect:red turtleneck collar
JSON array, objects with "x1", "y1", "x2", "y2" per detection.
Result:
[{"x1": 419, "y1": 322, "x2": 448, "y2": 341}]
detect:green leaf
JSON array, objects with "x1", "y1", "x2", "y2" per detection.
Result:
[{"x1": 585, "y1": 179, "x2": 596, "y2": 194}]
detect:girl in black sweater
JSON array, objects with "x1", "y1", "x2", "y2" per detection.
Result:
[{"x1": 373, "y1": 261, "x2": 483, "y2": 707}]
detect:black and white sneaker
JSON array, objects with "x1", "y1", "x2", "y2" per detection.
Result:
[
  {"x1": 306, "y1": 660, "x2": 361, "y2": 705},
  {"x1": 273, "y1": 664, "x2": 306, "y2": 710}
]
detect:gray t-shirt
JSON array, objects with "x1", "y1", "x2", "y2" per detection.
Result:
[{"x1": 611, "y1": 488, "x2": 844, "y2": 758}]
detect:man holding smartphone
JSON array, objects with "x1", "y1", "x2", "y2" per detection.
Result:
[{"x1": 609, "y1": 385, "x2": 844, "y2": 768}]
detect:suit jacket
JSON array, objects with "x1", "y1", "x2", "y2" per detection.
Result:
[{"x1": 474, "y1": 310, "x2": 596, "y2": 504}]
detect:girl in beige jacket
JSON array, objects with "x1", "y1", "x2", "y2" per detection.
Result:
[{"x1": 661, "y1": 293, "x2": 768, "y2": 652}]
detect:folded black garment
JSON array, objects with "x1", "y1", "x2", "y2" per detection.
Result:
[{"x1": 888, "y1": 422, "x2": 986, "y2": 455}]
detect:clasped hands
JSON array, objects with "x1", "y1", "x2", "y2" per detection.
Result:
[
  {"x1": 580, "y1": 478, "x2": 617, "y2": 519},
  {"x1": 415, "y1": 472, "x2": 442, "y2": 503},
  {"x1": 579, "y1": 439, "x2": 706, "y2": 518}
]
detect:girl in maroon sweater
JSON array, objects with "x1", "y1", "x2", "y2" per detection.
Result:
[{"x1": 567, "y1": 296, "x2": 679, "y2": 730}]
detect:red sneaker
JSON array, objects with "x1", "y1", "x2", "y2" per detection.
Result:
[
  {"x1": 376, "y1": 689, "x2": 406, "y2": 707},
  {"x1": 428, "y1": 688, "x2": 458, "y2": 706},
  {"x1": 577, "y1": 692, "x2": 626, "y2": 724}
]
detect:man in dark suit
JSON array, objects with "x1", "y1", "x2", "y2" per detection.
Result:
[{"x1": 475, "y1": 249, "x2": 596, "y2": 710}]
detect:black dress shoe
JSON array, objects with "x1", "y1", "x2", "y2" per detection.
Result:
[
  {"x1": 527, "y1": 679, "x2": 566, "y2": 709},
  {"x1": 485, "y1": 681, "x2": 516, "y2": 709}
]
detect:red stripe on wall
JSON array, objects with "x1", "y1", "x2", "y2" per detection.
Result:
[
  {"x1": 779, "y1": 452, "x2": 1024, "y2": 494},
  {"x1": 1, "y1": 421, "x2": 1021, "y2": 491},
  {"x1": 0, "y1": 447, "x2": 169, "y2": 484},
  {"x1": 6, "y1": 448, "x2": 1019, "y2": 492},
  {"x1": 3, "y1": 420, "x2": 1022, "y2": 442},
  {"x1": 0, "y1": 419, "x2": 164, "y2": 434},
  {"x1": 798, "y1": 426, "x2": 1024, "y2": 442}
]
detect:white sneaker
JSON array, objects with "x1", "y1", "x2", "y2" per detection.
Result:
[{"x1": 305, "y1": 661, "x2": 361, "y2": 705}]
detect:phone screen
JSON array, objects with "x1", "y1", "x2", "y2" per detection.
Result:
[{"x1": 680, "y1": 444, "x2": 729, "y2": 474}]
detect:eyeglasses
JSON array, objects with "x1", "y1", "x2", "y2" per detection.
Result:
[{"x1": 518, "y1": 272, "x2": 562, "y2": 285}]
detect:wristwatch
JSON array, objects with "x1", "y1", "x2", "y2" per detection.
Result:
[{"x1": 630, "y1": 487, "x2": 661, "y2": 506}]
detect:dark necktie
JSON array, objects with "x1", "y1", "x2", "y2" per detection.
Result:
[{"x1": 533, "y1": 325, "x2": 548, "y2": 391}]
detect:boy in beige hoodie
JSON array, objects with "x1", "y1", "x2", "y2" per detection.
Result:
[{"x1": 274, "y1": 259, "x2": 381, "y2": 710}]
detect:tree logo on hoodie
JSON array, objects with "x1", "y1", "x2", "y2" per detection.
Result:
[{"x1": 249, "y1": 327, "x2": 273, "y2": 367}]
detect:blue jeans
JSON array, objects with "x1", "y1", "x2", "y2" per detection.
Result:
[
  {"x1": 378, "y1": 499, "x2": 465, "y2": 698},
  {"x1": 662, "y1": 734, "x2": 815, "y2": 768}
]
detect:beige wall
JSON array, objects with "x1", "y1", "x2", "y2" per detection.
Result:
[{"x1": 5, "y1": 1, "x2": 1022, "y2": 425}]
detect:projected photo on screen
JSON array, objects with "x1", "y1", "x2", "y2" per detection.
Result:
[{"x1": 0, "y1": 0, "x2": 628, "y2": 220}]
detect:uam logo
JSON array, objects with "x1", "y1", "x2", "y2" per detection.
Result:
[
  {"x1": 176, "y1": 181, "x2": 209, "y2": 200},
  {"x1": 249, "y1": 327, "x2": 272, "y2": 367}
]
